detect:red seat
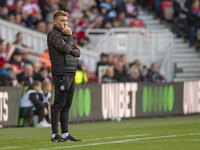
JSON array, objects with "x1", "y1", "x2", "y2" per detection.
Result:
[
  {"x1": 130, "y1": 20, "x2": 145, "y2": 28},
  {"x1": 86, "y1": 72, "x2": 98, "y2": 84},
  {"x1": 149, "y1": 0, "x2": 153, "y2": 5},
  {"x1": 161, "y1": 1, "x2": 173, "y2": 14}
]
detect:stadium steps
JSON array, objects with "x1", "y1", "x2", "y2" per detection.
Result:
[
  {"x1": 173, "y1": 53, "x2": 200, "y2": 58},
  {"x1": 138, "y1": 10, "x2": 200, "y2": 82},
  {"x1": 182, "y1": 67, "x2": 200, "y2": 72},
  {"x1": 137, "y1": 11, "x2": 167, "y2": 30},
  {"x1": 175, "y1": 72, "x2": 200, "y2": 78},
  {"x1": 173, "y1": 40, "x2": 200, "y2": 82},
  {"x1": 173, "y1": 47, "x2": 196, "y2": 53},
  {"x1": 173, "y1": 77, "x2": 200, "y2": 82}
]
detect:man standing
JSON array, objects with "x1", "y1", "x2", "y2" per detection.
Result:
[{"x1": 47, "y1": 10, "x2": 81, "y2": 142}]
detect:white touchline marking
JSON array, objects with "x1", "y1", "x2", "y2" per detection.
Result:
[
  {"x1": 83, "y1": 134, "x2": 149, "y2": 141},
  {"x1": 38, "y1": 133, "x2": 200, "y2": 150},
  {"x1": 0, "y1": 147, "x2": 21, "y2": 150}
]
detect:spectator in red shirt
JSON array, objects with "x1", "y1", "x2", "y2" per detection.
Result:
[
  {"x1": 21, "y1": 0, "x2": 42, "y2": 28},
  {"x1": 0, "y1": 40, "x2": 9, "y2": 67},
  {"x1": 74, "y1": 14, "x2": 90, "y2": 40}
]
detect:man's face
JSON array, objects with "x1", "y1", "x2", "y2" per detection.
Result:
[
  {"x1": 151, "y1": 64, "x2": 158, "y2": 73},
  {"x1": 34, "y1": 85, "x2": 41, "y2": 93},
  {"x1": 54, "y1": 16, "x2": 68, "y2": 30},
  {"x1": 17, "y1": 34, "x2": 23, "y2": 41},
  {"x1": 26, "y1": 67, "x2": 33, "y2": 77}
]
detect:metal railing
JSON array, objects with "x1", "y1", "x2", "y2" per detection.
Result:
[
  {"x1": 0, "y1": 19, "x2": 99, "y2": 72},
  {"x1": 0, "y1": 18, "x2": 47, "y2": 54},
  {"x1": 86, "y1": 28, "x2": 174, "y2": 81},
  {"x1": 0, "y1": 19, "x2": 174, "y2": 79}
]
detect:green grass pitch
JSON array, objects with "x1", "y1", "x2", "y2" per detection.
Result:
[{"x1": 1, "y1": 115, "x2": 200, "y2": 150}]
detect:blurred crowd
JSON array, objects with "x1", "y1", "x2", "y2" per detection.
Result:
[
  {"x1": 1, "y1": 0, "x2": 200, "y2": 86},
  {"x1": 0, "y1": 32, "x2": 53, "y2": 87},
  {"x1": 97, "y1": 52, "x2": 165, "y2": 83},
  {"x1": 0, "y1": 0, "x2": 141, "y2": 50},
  {"x1": 1, "y1": 0, "x2": 199, "y2": 48},
  {"x1": 143, "y1": 0, "x2": 200, "y2": 47}
]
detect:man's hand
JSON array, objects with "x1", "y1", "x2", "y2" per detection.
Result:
[
  {"x1": 62, "y1": 26, "x2": 72, "y2": 35},
  {"x1": 70, "y1": 49, "x2": 80, "y2": 57}
]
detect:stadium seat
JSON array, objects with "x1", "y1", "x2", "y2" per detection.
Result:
[
  {"x1": 161, "y1": 1, "x2": 174, "y2": 21},
  {"x1": 86, "y1": 72, "x2": 98, "y2": 84},
  {"x1": 149, "y1": 0, "x2": 153, "y2": 5},
  {"x1": 130, "y1": 20, "x2": 145, "y2": 28},
  {"x1": 161, "y1": 1, "x2": 173, "y2": 14}
]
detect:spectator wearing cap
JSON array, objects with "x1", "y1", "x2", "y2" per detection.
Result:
[
  {"x1": 0, "y1": 65, "x2": 18, "y2": 86},
  {"x1": 9, "y1": 49, "x2": 24, "y2": 73},
  {"x1": 17, "y1": 63, "x2": 34, "y2": 86}
]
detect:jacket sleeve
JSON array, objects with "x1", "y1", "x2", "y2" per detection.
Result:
[
  {"x1": 48, "y1": 32, "x2": 73, "y2": 54},
  {"x1": 70, "y1": 42, "x2": 81, "y2": 57},
  {"x1": 29, "y1": 93, "x2": 43, "y2": 107}
]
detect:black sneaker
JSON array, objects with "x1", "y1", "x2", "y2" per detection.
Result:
[
  {"x1": 63, "y1": 134, "x2": 81, "y2": 142},
  {"x1": 51, "y1": 134, "x2": 66, "y2": 142}
]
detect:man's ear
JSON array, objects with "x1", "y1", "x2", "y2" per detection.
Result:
[{"x1": 53, "y1": 20, "x2": 57, "y2": 25}]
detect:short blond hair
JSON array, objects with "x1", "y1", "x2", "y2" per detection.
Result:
[
  {"x1": 32, "y1": 81, "x2": 42, "y2": 88},
  {"x1": 42, "y1": 81, "x2": 52, "y2": 90},
  {"x1": 53, "y1": 10, "x2": 68, "y2": 20}
]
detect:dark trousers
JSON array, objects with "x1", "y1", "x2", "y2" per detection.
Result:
[
  {"x1": 153, "y1": 0, "x2": 161, "y2": 17},
  {"x1": 189, "y1": 26, "x2": 199, "y2": 46},
  {"x1": 173, "y1": 17, "x2": 186, "y2": 37},
  {"x1": 51, "y1": 75, "x2": 75, "y2": 134},
  {"x1": 34, "y1": 105, "x2": 45, "y2": 123},
  {"x1": 20, "y1": 106, "x2": 44, "y2": 125}
]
